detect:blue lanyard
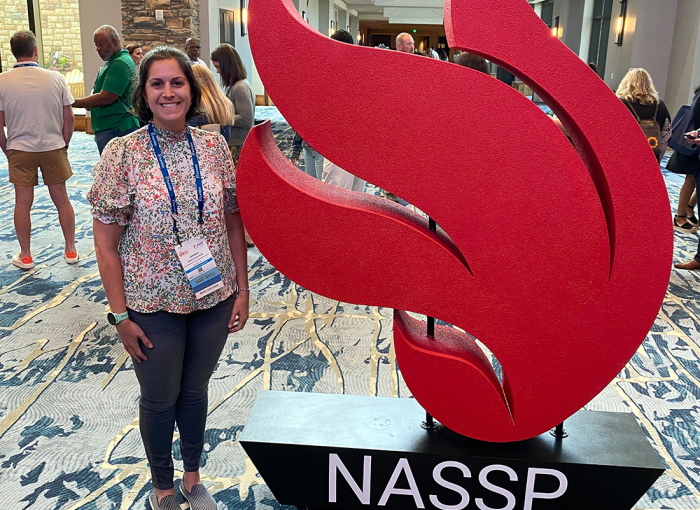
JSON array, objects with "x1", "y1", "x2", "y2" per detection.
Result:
[
  {"x1": 13, "y1": 62, "x2": 39, "y2": 68},
  {"x1": 148, "y1": 124, "x2": 204, "y2": 243}
]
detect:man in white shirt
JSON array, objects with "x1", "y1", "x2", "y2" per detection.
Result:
[
  {"x1": 185, "y1": 38, "x2": 207, "y2": 66},
  {"x1": 0, "y1": 30, "x2": 78, "y2": 270}
]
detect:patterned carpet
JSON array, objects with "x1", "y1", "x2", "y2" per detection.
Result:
[{"x1": 0, "y1": 107, "x2": 699, "y2": 509}]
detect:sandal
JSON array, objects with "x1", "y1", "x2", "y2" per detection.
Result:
[
  {"x1": 674, "y1": 215, "x2": 698, "y2": 233},
  {"x1": 686, "y1": 206, "x2": 699, "y2": 226}
]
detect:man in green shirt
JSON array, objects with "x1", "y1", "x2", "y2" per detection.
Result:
[{"x1": 73, "y1": 25, "x2": 139, "y2": 155}]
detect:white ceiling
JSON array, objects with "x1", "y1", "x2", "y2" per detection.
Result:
[{"x1": 346, "y1": 0, "x2": 444, "y2": 24}]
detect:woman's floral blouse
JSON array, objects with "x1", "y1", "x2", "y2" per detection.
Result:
[{"x1": 87, "y1": 124, "x2": 239, "y2": 314}]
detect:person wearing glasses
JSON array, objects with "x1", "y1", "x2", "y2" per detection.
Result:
[{"x1": 185, "y1": 38, "x2": 206, "y2": 66}]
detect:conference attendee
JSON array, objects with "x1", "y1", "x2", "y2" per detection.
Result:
[
  {"x1": 188, "y1": 63, "x2": 234, "y2": 141},
  {"x1": 667, "y1": 85, "x2": 700, "y2": 234},
  {"x1": 126, "y1": 43, "x2": 144, "y2": 67},
  {"x1": 211, "y1": 43, "x2": 255, "y2": 246},
  {"x1": 185, "y1": 37, "x2": 206, "y2": 66},
  {"x1": 210, "y1": 44, "x2": 254, "y2": 164},
  {"x1": 616, "y1": 68, "x2": 671, "y2": 165},
  {"x1": 674, "y1": 90, "x2": 700, "y2": 271},
  {"x1": 73, "y1": 25, "x2": 139, "y2": 155},
  {"x1": 322, "y1": 29, "x2": 366, "y2": 193},
  {"x1": 88, "y1": 46, "x2": 249, "y2": 510},
  {"x1": 290, "y1": 132, "x2": 324, "y2": 180},
  {"x1": 396, "y1": 32, "x2": 415, "y2": 53},
  {"x1": 0, "y1": 30, "x2": 78, "y2": 269},
  {"x1": 454, "y1": 52, "x2": 489, "y2": 74}
]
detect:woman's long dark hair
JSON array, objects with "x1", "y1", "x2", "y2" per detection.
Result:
[
  {"x1": 132, "y1": 46, "x2": 202, "y2": 124},
  {"x1": 210, "y1": 44, "x2": 247, "y2": 88}
]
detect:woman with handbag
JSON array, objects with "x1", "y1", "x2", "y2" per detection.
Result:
[{"x1": 667, "y1": 86, "x2": 700, "y2": 235}]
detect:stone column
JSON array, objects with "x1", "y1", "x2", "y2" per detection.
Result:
[{"x1": 121, "y1": 0, "x2": 200, "y2": 52}]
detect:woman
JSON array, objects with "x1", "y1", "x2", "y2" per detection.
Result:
[
  {"x1": 87, "y1": 46, "x2": 249, "y2": 510},
  {"x1": 210, "y1": 44, "x2": 255, "y2": 165},
  {"x1": 617, "y1": 69, "x2": 672, "y2": 156},
  {"x1": 188, "y1": 63, "x2": 234, "y2": 141},
  {"x1": 667, "y1": 85, "x2": 700, "y2": 234},
  {"x1": 126, "y1": 43, "x2": 144, "y2": 67},
  {"x1": 674, "y1": 87, "x2": 700, "y2": 271},
  {"x1": 211, "y1": 44, "x2": 255, "y2": 246},
  {"x1": 616, "y1": 70, "x2": 674, "y2": 232}
]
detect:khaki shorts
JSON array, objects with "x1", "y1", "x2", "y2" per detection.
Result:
[{"x1": 7, "y1": 148, "x2": 72, "y2": 187}]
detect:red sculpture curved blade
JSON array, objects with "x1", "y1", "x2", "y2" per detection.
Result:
[{"x1": 239, "y1": 0, "x2": 673, "y2": 441}]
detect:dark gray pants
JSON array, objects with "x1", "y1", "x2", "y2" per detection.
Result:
[{"x1": 128, "y1": 295, "x2": 235, "y2": 490}]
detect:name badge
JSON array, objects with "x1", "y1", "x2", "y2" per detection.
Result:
[{"x1": 176, "y1": 238, "x2": 224, "y2": 299}]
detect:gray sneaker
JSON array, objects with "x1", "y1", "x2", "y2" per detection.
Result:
[
  {"x1": 179, "y1": 481, "x2": 217, "y2": 510},
  {"x1": 148, "y1": 492, "x2": 181, "y2": 510}
]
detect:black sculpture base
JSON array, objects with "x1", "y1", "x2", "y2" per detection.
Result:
[{"x1": 240, "y1": 391, "x2": 664, "y2": 510}]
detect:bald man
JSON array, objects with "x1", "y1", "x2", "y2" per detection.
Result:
[
  {"x1": 396, "y1": 32, "x2": 415, "y2": 53},
  {"x1": 73, "y1": 25, "x2": 139, "y2": 154},
  {"x1": 185, "y1": 37, "x2": 206, "y2": 66}
]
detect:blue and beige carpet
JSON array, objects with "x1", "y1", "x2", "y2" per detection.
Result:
[{"x1": 0, "y1": 107, "x2": 699, "y2": 509}]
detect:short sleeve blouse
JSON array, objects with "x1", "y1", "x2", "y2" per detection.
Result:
[{"x1": 87, "y1": 124, "x2": 240, "y2": 314}]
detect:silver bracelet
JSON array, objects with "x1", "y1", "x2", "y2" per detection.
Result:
[{"x1": 238, "y1": 287, "x2": 250, "y2": 292}]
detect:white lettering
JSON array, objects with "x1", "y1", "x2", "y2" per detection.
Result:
[
  {"x1": 329, "y1": 453, "x2": 372, "y2": 505},
  {"x1": 524, "y1": 468, "x2": 568, "y2": 510},
  {"x1": 476, "y1": 465, "x2": 517, "y2": 510},
  {"x1": 429, "y1": 460, "x2": 471, "y2": 510},
  {"x1": 378, "y1": 458, "x2": 425, "y2": 508}
]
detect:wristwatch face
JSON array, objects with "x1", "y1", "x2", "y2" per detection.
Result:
[{"x1": 107, "y1": 313, "x2": 117, "y2": 325}]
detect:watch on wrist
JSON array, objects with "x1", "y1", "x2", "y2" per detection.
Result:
[{"x1": 107, "y1": 311, "x2": 129, "y2": 326}]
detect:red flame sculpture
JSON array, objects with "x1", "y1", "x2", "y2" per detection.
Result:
[{"x1": 237, "y1": 0, "x2": 672, "y2": 441}]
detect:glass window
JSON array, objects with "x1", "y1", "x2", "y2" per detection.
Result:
[
  {"x1": 0, "y1": 1, "x2": 31, "y2": 73},
  {"x1": 541, "y1": 1, "x2": 555, "y2": 28},
  {"x1": 220, "y1": 9, "x2": 235, "y2": 46},
  {"x1": 589, "y1": 0, "x2": 613, "y2": 78},
  {"x1": 39, "y1": 0, "x2": 84, "y2": 98}
]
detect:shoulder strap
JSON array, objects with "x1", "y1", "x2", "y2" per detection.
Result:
[{"x1": 622, "y1": 98, "x2": 641, "y2": 122}]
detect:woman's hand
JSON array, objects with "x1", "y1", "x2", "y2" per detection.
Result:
[
  {"x1": 228, "y1": 291, "x2": 249, "y2": 333},
  {"x1": 116, "y1": 319, "x2": 153, "y2": 362}
]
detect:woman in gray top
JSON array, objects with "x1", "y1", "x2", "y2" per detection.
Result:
[
  {"x1": 211, "y1": 44, "x2": 255, "y2": 164},
  {"x1": 211, "y1": 44, "x2": 256, "y2": 246}
]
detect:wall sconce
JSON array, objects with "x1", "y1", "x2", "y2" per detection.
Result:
[
  {"x1": 615, "y1": 0, "x2": 627, "y2": 46},
  {"x1": 551, "y1": 16, "x2": 562, "y2": 38},
  {"x1": 329, "y1": 20, "x2": 334, "y2": 36},
  {"x1": 302, "y1": 10, "x2": 307, "y2": 21},
  {"x1": 240, "y1": 0, "x2": 248, "y2": 37},
  {"x1": 357, "y1": 31, "x2": 361, "y2": 43}
]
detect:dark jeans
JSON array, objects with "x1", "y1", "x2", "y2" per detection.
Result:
[
  {"x1": 128, "y1": 295, "x2": 235, "y2": 490},
  {"x1": 94, "y1": 126, "x2": 139, "y2": 155}
]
